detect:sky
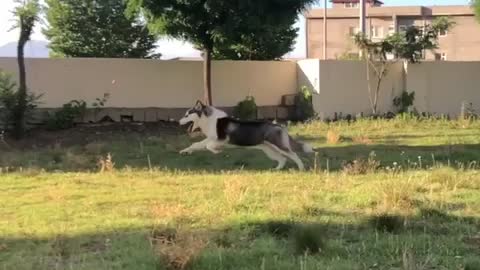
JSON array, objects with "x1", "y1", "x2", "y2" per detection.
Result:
[{"x1": 0, "y1": 0, "x2": 471, "y2": 59}]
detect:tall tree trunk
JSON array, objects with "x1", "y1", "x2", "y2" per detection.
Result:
[
  {"x1": 14, "y1": 32, "x2": 28, "y2": 139},
  {"x1": 203, "y1": 48, "x2": 212, "y2": 105},
  {"x1": 364, "y1": 53, "x2": 376, "y2": 115}
]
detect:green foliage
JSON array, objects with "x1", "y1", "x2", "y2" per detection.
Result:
[
  {"x1": 393, "y1": 90, "x2": 415, "y2": 113},
  {"x1": 46, "y1": 100, "x2": 87, "y2": 130},
  {"x1": 354, "y1": 17, "x2": 453, "y2": 115},
  {"x1": 212, "y1": 21, "x2": 298, "y2": 60},
  {"x1": 474, "y1": 0, "x2": 480, "y2": 23},
  {"x1": 46, "y1": 94, "x2": 110, "y2": 130},
  {"x1": 12, "y1": 0, "x2": 41, "y2": 35},
  {"x1": 127, "y1": 0, "x2": 315, "y2": 103},
  {"x1": 0, "y1": 70, "x2": 42, "y2": 131},
  {"x1": 233, "y1": 96, "x2": 257, "y2": 120},
  {"x1": 295, "y1": 86, "x2": 315, "y2": 121},
  {"x1": 355, "y1": 17, "x2": 455, "y2": 63},
  {"x1": 44, "y1": 0, "x2": 159, "y2": 58}
]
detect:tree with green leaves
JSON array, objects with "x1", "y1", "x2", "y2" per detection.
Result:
[
  {"x1": 354, "y1": 17, "x2": 454, "y2": 115},
  {"x1": 11, "y1": 0, "x2": 41, "y2": 139},
  {"x1": 44, "y1": 0, "x2": 159, "y2": 58},
  {"x1": 473, "y1": 0, "x2": 480, "y2": 22},
  {"x1": 127, "y1": 0, "x2": 314, "y2": 105}
]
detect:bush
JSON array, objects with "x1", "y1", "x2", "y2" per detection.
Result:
[
  {"x1": 0, "y1": 70, "x2": 42, "y2": 131},
  {"x1": 46, "y1": 100, "x2": 87, "y2": 130},
  {"x1": 295, "y1": 86, "x2": 315, "y2": 121},
  {"x1": 45, "y1": 93, "x2": 110, "y2": 130},
  {"x1": 233, "y1": 95, "x2": 257, "y2": 120},
  {"x1": 393, "y1": 90, "x2": 415, "y2": 113}
]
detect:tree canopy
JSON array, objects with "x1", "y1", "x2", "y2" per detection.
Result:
[
  {"x1": 127, "y1": 0, "x2": 315, "y2": 104},
  {"x1": 44, "y1": 0, "x2": 159, "y2": 58}
]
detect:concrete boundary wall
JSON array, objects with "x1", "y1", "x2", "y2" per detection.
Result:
[{"x1": 1, "y1": 57, "x2": 479, "y2": 122}]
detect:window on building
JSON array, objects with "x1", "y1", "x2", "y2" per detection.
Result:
[
  {"x1": 344, "y1": 2, "x2": 359, "y2": 8},
  {"x1": 398, "y1": 25, "x2": 407, "y2": 33},
  {"x1": 370, "y1": 26, "x2": 383, "y2": 38}
]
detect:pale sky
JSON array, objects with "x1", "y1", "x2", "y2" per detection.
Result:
[{"x1": 0, "y1": 0, "x2": 471, "y2": 59}]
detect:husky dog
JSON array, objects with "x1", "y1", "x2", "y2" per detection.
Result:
[{"x1": 178, "y1": 101, "x2": 314, "y2": 170}]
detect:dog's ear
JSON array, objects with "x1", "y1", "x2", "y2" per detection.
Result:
[{"x1": 194, "y1": 100, "x2": 204, "y2": 110}]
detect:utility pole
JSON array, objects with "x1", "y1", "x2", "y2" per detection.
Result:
[
  {"x1": 359, "y1": 0, "x2": 366, "y2": 57},
  {"x1": 323, "y1": 0, "x2": 327, "y2": 60}
]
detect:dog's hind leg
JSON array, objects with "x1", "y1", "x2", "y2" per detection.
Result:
[
  {"x1": 264, "y1": 142, "x2": 305, "y2": 171},
  {"x1": 257, "y1": 144, "x2": 287, "y2": 170},
  {"x1": 284, "y1": 151, "x2": 305, "y2": 171},
  {"x1": 179, "y1": 138, "x2": 209, "y2": 154},
  {"x1": 206, "y1": 140, "x2": 225, "y2": 154}
]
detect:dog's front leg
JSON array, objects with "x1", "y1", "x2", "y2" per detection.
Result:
[{"x1": 179, "y1": 138, "x2": 209, "y2": 155}]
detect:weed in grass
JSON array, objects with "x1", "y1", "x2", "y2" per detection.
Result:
[
  {"x1": 153, "y1": 229, "x2": 207, "y2": 270},
  {"x1": 342, "y1": 152, "x2": 381, "y2": 175},
  {"x1": 97, "y1": 153, "x2": 115, "y2": 172},
  {"x1": 223, "y1": 179, "x2": 249, "y2": 208},
  {"x1": 326, "y1": 129, "x2": 342, "y2": 144}
]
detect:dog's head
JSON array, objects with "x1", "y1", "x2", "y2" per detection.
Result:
[{"x1": 179, "y1": 100, "x2": 213, "y2": 130}]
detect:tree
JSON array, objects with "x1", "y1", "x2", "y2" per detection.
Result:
[
  {"x1": 127, "y1": 0, "x2": 315, "y2": 105},
  {"x1": 212, "y1": 24, "x2": 297, "y2": 61},
  {"x1": 11, "y1": 0, "x2": 41, "y2": 139},
  {"x1": 44, "y1": 0, "x2": 159, "y2": 58},
  {"x1": 473, "y1": 0, "x2": 480, "y2": 22},
  {"x1": 354, "y1": 17, "x2": 454, "y2": 115},
  {"x1": 211, "y1": 11, "x2": 298, "y2": 60}
]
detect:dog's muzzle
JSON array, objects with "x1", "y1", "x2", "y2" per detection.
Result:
[{"x1": 178, "y1": 117, "x2": 189, "y2": 126}]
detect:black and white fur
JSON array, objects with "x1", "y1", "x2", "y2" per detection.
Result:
[{"x1": 178, "y1": 101, "x2": 314, "y2": 170}]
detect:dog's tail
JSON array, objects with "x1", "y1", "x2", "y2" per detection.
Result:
[{"x1": 289, "y1": 135, "x2": 315, "y2": 153}]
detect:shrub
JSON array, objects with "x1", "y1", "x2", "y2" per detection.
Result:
[
  {"x1": 233, "y1": 95, "x2": 257, "y2": 120},
  {"x1": 46, "y1": 93, "x2": 110, "y2": 130},
  {"x1": 295, "y1": 86, "x2": 315, "y2": 121},
  {"x1": 0, "y1": 70, "x2": 42, "y2": 131},
  {"x1": 393, "y1": 90, "x2": 415, "y2": 113},
  {"x1": 342, "y1": 151, "x2": 381, "y2": 175},
  {"x1": 46, "y1": 100, "x2": 87, "y2": 130}
]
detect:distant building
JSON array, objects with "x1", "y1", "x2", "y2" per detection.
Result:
[{"x1": 306, "y1": 0, "x2": 480, "y2": 61}]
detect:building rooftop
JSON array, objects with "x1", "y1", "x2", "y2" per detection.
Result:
[
  {"x1": 305, "y1": 5, "x2": 474, "y2": 19},
  {"x1": 331, "y1": 0, "x2": 383, "y2": 4}
]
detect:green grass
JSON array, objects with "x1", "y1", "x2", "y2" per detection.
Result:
[{"x1": 1, "y1": 118, "x2": 480, "y2": 269}]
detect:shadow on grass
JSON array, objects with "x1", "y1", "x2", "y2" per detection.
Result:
[
  {"x1": 2, "y1": 207, "x2": 479, "y2": 270},
  {"x1": 1, "y1": 121, "x2": 480, "y2": 172}
]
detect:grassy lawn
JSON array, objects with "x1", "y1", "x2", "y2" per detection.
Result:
[{"x1": 1, "y1": 118, "x2": 480, "y2": 269}]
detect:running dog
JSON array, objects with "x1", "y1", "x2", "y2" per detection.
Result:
[{"x1": 178, "y1": 101, "x2": 314, "y2": 170}]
